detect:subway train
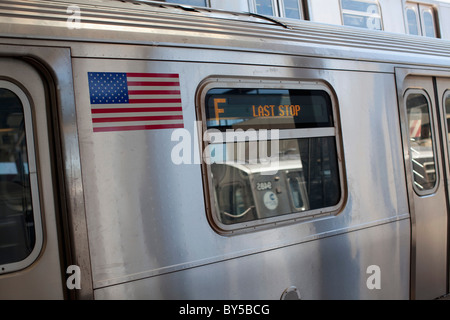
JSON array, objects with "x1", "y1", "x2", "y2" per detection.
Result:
[{"x1": 1, "y1": 0, "x2": 450, "y2": 300}]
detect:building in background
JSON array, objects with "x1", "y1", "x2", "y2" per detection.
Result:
[{"x1": 153, "y1": 0, "x2": 450, "y2": 39}]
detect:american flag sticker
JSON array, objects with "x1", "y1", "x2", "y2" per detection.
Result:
[{"x1": 88, "y1": 72, "x2": 184, "y2": 133}]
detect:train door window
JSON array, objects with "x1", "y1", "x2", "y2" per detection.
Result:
[
  {"x1": 405, "y1": 90, "x2": 437, "y2": 194},
  {"x1": 0, "y1": 81, "x2": 42, "y2": 273},
  {"x1": 340, "y1": 0, "x2": 383, "y2": 30},
  {"x1": 444, "y1": 92, "x2": 450, "y2": 161},
  {"x1": 405, "y1": 2, "x2": 438, "y2": 38},
  {"x1": 199, "y1": 79, "x2": 344, "y2": 234}
]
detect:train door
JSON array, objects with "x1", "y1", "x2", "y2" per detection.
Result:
[
  {"x1": 0, "y1": 58, "x2": 65, "y2": 299},
  {"x1": 397, "y1": 71, "x2": 449, "y2": 300},
  {"x1": 436, "y1": 77, "x2": 450, "y2": 296}
]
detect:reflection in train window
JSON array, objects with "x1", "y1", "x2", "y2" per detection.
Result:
[
  {"x1": 0, "y1": 88, "x2": 36, "y2": 267},
  {"x1": 287, "y1": 172, "x2": 305, "y2": 209},
  {"x1": 406, "y1": 92, "x2": 437, "y2": 194},
  {"x1": 340, "y1": 0, "x2": 383, "y2": 30},
  {"x1": 209, "y1": 137, "x2": 340, "y2": 225},
  {"x1": 202, "y1": 83, "x2": 343, "y2": 232}
]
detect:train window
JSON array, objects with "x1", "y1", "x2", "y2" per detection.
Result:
[
  {"x1": 340, "y1": 0, "x2": 383, "y2": 30},
  {"x1": 405, "y1": 2, "x2": 438, "y2": 38},
  {"x1": 405, "y1": 91, "x2": 437, "y2": 194},
  {"x1": 0, "y1": 81, "x2": 42, "y2": 273},
  {"x1": 199, "y1": 80, "x2": 344, "y2": 233}
]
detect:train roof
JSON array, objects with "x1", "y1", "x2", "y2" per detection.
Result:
[{"x1": 2, "y1": 0, "x2": 450, "y2": 67}]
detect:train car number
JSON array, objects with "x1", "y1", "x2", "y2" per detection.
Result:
[{"x1": 256, "y1": 181, "x2": 272, "y2": 191}]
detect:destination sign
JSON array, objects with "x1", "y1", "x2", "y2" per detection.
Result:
[
  {"x1": 252, "y1": 104, "x2": 301, "y2": 118},
  {"x1": 215, "y1": 99, "x2": 301, "y2": 122},
  {"x1": 205, "y1": 88, "x2": 333, "y2": 130}
]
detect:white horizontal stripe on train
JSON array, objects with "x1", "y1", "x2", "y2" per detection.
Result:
[
  {"x1": 126, "y1": 77, "x2": 179, "y2": 82},
  {"x1": 93, "y1": 119, "x2": 184, "y2": 128},
  {"x1": 90, "y1": 103, "x2": 182, "y2": 109},
  {"x1": 128, "y1": 94, "x2": 182, "y2": 100},
  {"x1": 127, "y1": 86, "x2": 180, "y2": 91},
  {"x1": 92, "y1": 111, "x2": 183, "y2": 118}
]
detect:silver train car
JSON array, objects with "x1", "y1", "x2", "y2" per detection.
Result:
[{"x1": 1, "y1": 0, "x2": 450, "y2": 300}]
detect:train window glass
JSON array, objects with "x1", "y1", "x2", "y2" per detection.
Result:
[
  {"x1": 201, "y1": 82, "x2": 344, "y2": 233},
  {"x1": 406, "y1": 92, "x2": 437, "y2": 193},
  {"x1": 0, "y1": 84, "x2": 42, "y2": 273},
  {"x1": 208, "y1": 137, "x2": 340, "y2": 226},
  {"x1": 445, "y1": 92, "x2": 450, "y2": 160},
  {"x1": 340, "y1": 0, "x2": 383, "y2": 30}
]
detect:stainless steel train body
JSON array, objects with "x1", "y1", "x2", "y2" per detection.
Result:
[{"x1": 1, "y1": 0, "x2": 450, "y2": 300}]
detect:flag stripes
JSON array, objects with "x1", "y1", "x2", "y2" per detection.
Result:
[{"x1": 88, "y1": 72, "x2": 184, "y2": 132}]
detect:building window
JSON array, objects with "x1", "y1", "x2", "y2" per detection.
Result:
[
  {"x1": 156, "y1": 0, "x2": 209, "y2": 7},
  {"x1": 254, "y1": 0, "x2": 276, "y2": 15},
  {"x1": 406, "y1": 4, "x2": 420, "y2": 35},
  {"x1": 281, "y1": 0, "x2": 301, "y2": 19},
  {"x1": 340, "y1": 0, "x2": 383, "y2": 30},
  {"x1": 199, "y1": 79, "x2": 345, "y2": 234},
  {"x1": 249, "y1": 0, "x2": 305, "y2": 20},
  {"x1": 405, "y1": 2, "x2": 438, "y2": 38}
]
